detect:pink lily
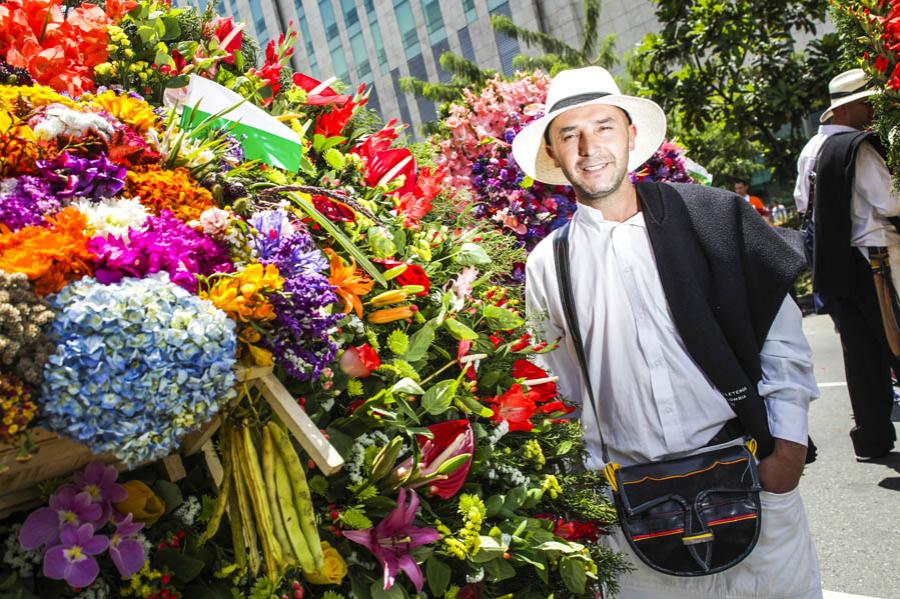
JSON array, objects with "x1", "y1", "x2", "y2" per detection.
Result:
[{"x1": 343, "y1": 488, "x2": 441, "y2": 592}]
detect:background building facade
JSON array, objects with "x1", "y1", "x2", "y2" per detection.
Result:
[{"x1": 182, "y1": 0, "x2": 658, "y2": 134}]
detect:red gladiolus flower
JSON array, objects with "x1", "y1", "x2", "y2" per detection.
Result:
[
  {"x1": 312, "y1": 194, "x2": 356, "y2": 222},
  {"x1": 339, "y1": 343, "x2": 381, "y2": 378},
  {"x1": 398, "y1": 192, "x2": 431, "y2": 229},
  {"x1": 489, "y1": 334, "x2": 504, "y2": 349},
  {"x1": 314, "y1": 94, "x2": 362, "y2": 138},
  {"x1": 510, "y1": 333, "x2": 532, "y2": 352},
  {"x1": 511, "y1": 359, "x2": 557, "y2": 402},
  {"x1": 353, "y1": 118, "x2": 402, "y2": 162},
  {"x1": 486, "y1": 384, "x2": 539, "y2": 432},
  {"x1": 538, "y1": 400, "x2": 575, "y2": 416},
  {"x1": 372, "y1": 258, "x2": 430, "y2": 295},
  {"x1": 210, "y1": 17, "x2": 243, "y2": 65},
  {"x1": 292, "y1": 72, "x2": 350, "y2": 106},
  {"x1": 875, "y1": 53, "x2": 890, "y2": 73},
  {"x1": 364, "y1": 148, "x2": 417, "y2": 196}
]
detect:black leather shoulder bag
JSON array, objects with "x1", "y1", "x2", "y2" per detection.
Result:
[{"x1": 552, "y1": 222, "x2": 762, "y2": 577}]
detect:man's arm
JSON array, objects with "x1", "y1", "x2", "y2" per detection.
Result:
[
  {"x1": 756, "y1": 294, "x2": 819, "y2": 493},
  {"x1": 855, "y1": 142, "x2": 900, "y2": 234}
]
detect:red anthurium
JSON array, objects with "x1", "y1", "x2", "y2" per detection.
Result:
[
  {"x1": 292, "y1": 72, "x2": 350, "y2": 106},
  {"x1": 486, "y1": 384, "x2": 539, "y2": 432},
  {"x1": 339, "y1": 343, "x2": 381, "y2": 378},
  {"x1": 390, "y1": 420, "x2": 474, "y2": 500},
  {"x1": 210, "y1": 17, "x2": 243, "y2": 65},
  {"x1": 364, "y1": 148, "x2": 417, "y2": 196},
  {"x1": 372, "y1": 258, "x2": 430, "y2": 295},
  {"x1": 312, "y1": 195, "x2": 356, "y2": 222},
  {"x1": 512, "y1": 359, "x2": 557, "y2": 402}
]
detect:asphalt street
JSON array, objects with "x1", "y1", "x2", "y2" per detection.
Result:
[{"x1": 801, "y1": 314, "x2": 900, "y2": 598}]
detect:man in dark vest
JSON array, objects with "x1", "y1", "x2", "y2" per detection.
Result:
[
  {"x1": 515, "y1": 67, "x2": 821, "y2": 597},
  {"x1": 808, "y1": 68, "x2": 899, "y2": 461}
]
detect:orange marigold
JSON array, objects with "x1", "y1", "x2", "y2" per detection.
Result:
[
  {"x1": 0, "y1": 207, "x2": 95, "y2": 295},
  {"x1": 0, "y1": 128, "x2": 42, "y2": 176},
  {"x1": 84, "y1": 90, "x2": 159, "y2": 134},
  {"x1": 0, "y1": 84, "x2": 76, "y2": 115},
  {"x1": 124, "y1": 165, "x2": 214, "y2": 223}
]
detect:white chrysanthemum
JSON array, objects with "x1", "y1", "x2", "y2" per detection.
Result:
[
  {"x1": 32, "y1": 104, "x2": 115, "y2": 142},
  {"x1": 0, "y1": 178, "x2": 17, "y2": 196},
  {"x1": 73, "y1": 197, "x2": 149, "y2": 240}
]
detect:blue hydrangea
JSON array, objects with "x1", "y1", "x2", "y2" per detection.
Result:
[{"x1": 41, "y1": 273, "x2": 237, "y2": 466}]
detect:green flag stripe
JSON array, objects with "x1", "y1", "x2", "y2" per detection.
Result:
[{"x1": 182, "y1": 107, "x2": 301, "y2": 172}]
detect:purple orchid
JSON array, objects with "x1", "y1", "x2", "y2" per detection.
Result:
[
  {"x1": 108, "y1": 513, "x2": 145, "y2": 578},
  {"x1": 19, "y1": 487, "x2": 103, "y2": 550},
  {"x1": 37, "y1": 152, "x2": 127, "y2": 200},
  {"x1": 343, "y1": 488, "x2": 441, "y2": 592},
  {"x1": 73, "y1": 461, "x2": 127, "y2": 528},
  {"x1": 43, "y1": 523, "x2": 109, "y2": 588}
]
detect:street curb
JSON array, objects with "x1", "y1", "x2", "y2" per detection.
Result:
[{"x1": 823, "y1": 591, "x2": 883, "y2": 599}]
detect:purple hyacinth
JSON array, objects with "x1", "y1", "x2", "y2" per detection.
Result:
[
  {"x1": 19, "y1": 487, "x2": 103, "y2": 550},
  {"x1": 73, "y1": 461, "x2": 127, "y2": 528},
  {"x1": 37, "y1": 152, "x2": 127, "y2": 200},
  {"x1": 108, "y1": 513, "x2": 145, "y2": 578},
  {"x1": 0, "y1": 176, "x2": 60, "y2": 231},
  {"x1": 89, "y1": 210, "x2": 233, "y2": 292},
  {"x1": 42, "y1": 523, "x2": 109, "y2": 589}
]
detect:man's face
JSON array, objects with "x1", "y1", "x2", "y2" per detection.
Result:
[
  {"x1": 545, "y1": 103, "x2": 636, "y2": 201},
  {"x1": 734, "y1": 181, "x2": 749, "y2": 196},
  {"x1": 835, "y1": 99, "x2": 875, "y2": 129}
]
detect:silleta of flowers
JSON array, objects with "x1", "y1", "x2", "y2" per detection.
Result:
[{"x1": 0, "y1": 0, "x2": 633, "y2": 596}]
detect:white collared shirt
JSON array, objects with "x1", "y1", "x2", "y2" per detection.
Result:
[
  {"x1": 794, "y1": 124, "x2": 900, "y2": 249},
  {"x1": 525, "y1": 203, "x2": 818, "y2": 470}
]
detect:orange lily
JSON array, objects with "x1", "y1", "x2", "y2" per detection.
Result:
[{"x1": 325, "y1": 248, "x2": 373, "y2": 318}]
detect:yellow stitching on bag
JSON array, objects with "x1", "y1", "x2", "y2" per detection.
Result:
[
  {"x1": 681, "y1": 532, "x2": 714, "y2": 545},
  {"x1": 622, "y1": 457, "x2": 748, "y2": 486}
]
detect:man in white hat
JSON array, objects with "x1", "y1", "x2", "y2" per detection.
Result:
[
  {"x1": 794, "y1": 68, "x2": 899, "y2": 461},
  {"x1": 517, "y1": 66, "x2": 821, "y2": 597}
]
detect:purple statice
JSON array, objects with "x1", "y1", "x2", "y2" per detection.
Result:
[
  {"x1": 37, "y1": 152, "x2": 127, "y2": 200},
  {"x1": 257, "y1": 226, "x2": 339, "y2": 381},
  {"x1": 249, "y1": 209, "x2": 293, "y2": 260},
  {"x1": 89, "y1": 209, "x2": 233, "y2": 292},
  {"x1": 0, "y1": 176, "x2": 61, "y2": 231}
]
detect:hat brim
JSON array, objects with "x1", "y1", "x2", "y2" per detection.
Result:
[
  {"x1": 512, "y1": 95, "x2": 667, "y2": 187},
  {"x1": 819, "y1": 88, "x2": 879, "y2": 123}
]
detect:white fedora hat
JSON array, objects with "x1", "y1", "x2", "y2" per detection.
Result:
[
  {"x1": 819, "y1": 68, "x2": 879, "y2": 123},
  {"x1": 512, "y1": 66, "x2": 667, "y2": 186}
]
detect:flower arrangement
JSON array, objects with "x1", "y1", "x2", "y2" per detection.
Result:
[
  {"x1": 40, "y1": 273, "x2": 237, "y2": 465},
  {"x1": 0, "y1": 270, "x2": 55, "y2": 385},
  {"x1": 0, "y1": 0, "x2": 633, "y2": 596}
]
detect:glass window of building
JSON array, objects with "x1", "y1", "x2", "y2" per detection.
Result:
[
  {"x1": 420, "y1": 0, "x2": 446, "y2": 44},
  {"x1": 340, "y1": 0, "x2": 359, "y2": 29},
  {"x1": 458, "y1": 25, "x2": 476, "y2": 63},
  {"x1": 318, "y1": 0, "x2": 340, "y2": 40},
  {"x1": 390, "y1": 67, "x2": 414, "y2": 138},
  {"x1": 295, "y1": 6, "x2": 320, "y2": 77},
  {"x1": 249, "y1": 0, "x2": 268, "y2": 47},
  {"x1": 461, "y1": 0, "x2": 477, "y2": 22},
  {"x1": 490, "y1": 1, "x2": 519, "y2": 75},
  {"x1": 364, "y1": 3, "x2": 389, "y2": 73},
  {"x1": 229, "y1": 0, "x2": 239, "y2": 17},
  {"x1": 432, "y1": 38, "x2": 451, "y2": 83},
  {"x1": 330, "y1": 46, "x2": 350, "y2": 82},
  {"x1": 349, "y1": 31, "x2": 371, "y2": 79},
  {"x1": 393, "y1": 0, "x2": 421, "y2": 59}
]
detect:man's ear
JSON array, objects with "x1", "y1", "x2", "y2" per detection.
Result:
[{"x1": 628, "y1": 123, "x2": 637, "y2": 152}]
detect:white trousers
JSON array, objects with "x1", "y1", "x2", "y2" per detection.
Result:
[{"x1": 604, "y1": 486, "x2": 822, "y2": 599}]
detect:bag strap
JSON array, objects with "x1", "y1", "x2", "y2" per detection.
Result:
[{"x1": 552, "y1": 222, "x2": 611, "y2": 465}]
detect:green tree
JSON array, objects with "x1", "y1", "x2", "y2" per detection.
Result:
[
  {"x1": 627, "y1": 0, "x2": 842, "y2": 190},
  {"x1": 491, "y1": 0, "x2": 618, "y2": 73}
]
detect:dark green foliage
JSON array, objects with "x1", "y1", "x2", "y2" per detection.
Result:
[{"x1": 627, "y1": 0, "x2": 842, "y2": 189}]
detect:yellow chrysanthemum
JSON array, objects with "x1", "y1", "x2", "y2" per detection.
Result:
[
  {"x1": 85, "y1": 90, "x2": 159, "y2": 134},
  {"x1": 0, "y1": 84, "x2": 76, "y2": 114}
]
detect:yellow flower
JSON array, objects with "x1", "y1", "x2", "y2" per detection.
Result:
[
  {"x1": 367, "y1": 305, "x2": 415, "y2": 324},
  {"x1": 302, "y1": 541, "x2": 348, "y2": 585},
  {"x1": 113, "y1": 480, "x2": 166, "y2": 526},
  {"x1": 85, "y1": 91, "x2": 159, "y2": 133}
]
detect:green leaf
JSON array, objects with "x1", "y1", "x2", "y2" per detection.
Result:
[
  {"x1": 555, "y1": 440, "x2": 574, "y2": 456},
  {"x1": 444, "y1": 318, "x2": 479, "y2": 341},
  {"x1": 456, "y1": 242, "x2": 491, "y2": 266},
  {"x1": 288, "y1": 192, "x2": 386, "y2": 286},
  {"x1": 559, "y1": 555, "x2": 587, "y2": 594},
  {"x1": 153, "y1": 479, "x2": 183, "y2": 514},
  {"x1": 485, "y1": 557, "x2": 516, "y2": 581},
  {"x1": 422, "y1": 379, "x2": 458, "y2": 415},
  {"x1": 370, "y1": 580, "x2": 405, "y2": 599},
  {"x1": 153, "y1": 548, "x2": 205, "y2": 583},
  {"x1": 392, "y1": 377, "x2": 424, "y2": 395},
  {"x1": 403, "y1": 321, "x2": 436, "y2": 362},
  {"x1": 308, "y1": 474, "x2": 329, "y2": 497},
  {"x1": 503, "y1": 485, "x2": 527, "y2": 511},
  {"x1": 338, "y1": 507, "x2": 373, "y2": 530},
  {"x1": 536, "y1": 540, "x2": 582, "y2": 554},
  {"x1": 426, "y1": 557, "x2": 452, "y2": 597},
  {"x1": 483, "y1": 305, "x2": 525, "y2": 331}
]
